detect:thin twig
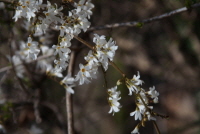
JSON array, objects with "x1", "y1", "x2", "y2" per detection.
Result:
[
  {"x1": 74, "y1": 35, "x2": 94, "y2": 50},
  {"x1": 109, "y1": 61, "x2": 125, "y2": 77},
  {"x1": 153, "y1": 120, "x2": 161, "y2": 134},
  {"x1": 66, "y1": 51, "x2": 76, "y2": 134},
  {"x1": 74, "y1": 36, "x2": 126, "y2": 78},
  {"x1": 138, "y1": 93, "x2": 161, "y2": 134},
  {"x1": 101, "y1": 65, "x2": 108, "y2": 89},
  {"x1": 89, "y1": 2, "x2": 200, "y2": 31}
]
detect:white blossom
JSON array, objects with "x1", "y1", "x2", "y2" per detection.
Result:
[
  {"x1": 46, "y1": 65, "x2": 63, "y2": 78},
  {"x1": 130, "y1": 107, "x2": 142, "y2": 120},
  {"x1": 43, "y1": 1, "x2": 63, "y2": 24},
  {"x1": 75, "y1": 64, "x2": 92, "y2": 85},
  {"x1": 93, "y1": 34, "x2": 118, "y2": 70},
  {"x1": 19, "y1": 37, "x2": 40, "y2": 60},
  {"x1": 13, "y1": 0, "x2": 42, "y2": 21},
  {"x1": 61, "y1": 73, "x2": 75, "y2": 94},
  {"x1": 84, "y1": 50, "x2": 99, "y2": 67},
  {"x1": 147, "y1": 86, "x2": 159, "y2": 103},
  {"x1": 108, "y1": 86, "x2": 121, "y2": 115},
  {"x1": 126, "y1": 71, "x2": 143, "y2": 95}
]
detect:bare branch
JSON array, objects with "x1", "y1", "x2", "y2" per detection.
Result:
[
  {"x1": 89, "y1": 2, "x2": 200, "y2": 31},
  {"x1": 66, "y1": 51, "x2": 76, "y2": 134}
]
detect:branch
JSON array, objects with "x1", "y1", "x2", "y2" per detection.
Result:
[
  {"x1": 66, "y1": 51, "x2": 76, "y2": 134},
  {"x1": 89, "y1": 2, "x2": 200, "y2": 31}
]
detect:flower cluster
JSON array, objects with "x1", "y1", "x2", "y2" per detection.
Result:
[
  {"x1": 126, "y1": 71, "x2": 143, "y2": 95},
  {"x1": 12, "y1": 0, "x2": 94, "y2": 88},
  {"x1": 11, "y1": 0, "x2": 161, "y2": 134},
  {"x1": 93, "y1": 34, "x2": 118, "y2": 70},
  {"x1": 13, "y1": 0, "x2": 43, "y2": 22},
  {"x1": 107, "y1": 86, "x2": 121, "y2": 115},
  {"x1": 125, "y1": 72, "x2": 159, "y2": 134},
  {"x1": 52, "y1": 35, "x2": 72, "y2": 71},
  {"x1": 75, "y1": 34, "x2": 118, "y2": 85}
]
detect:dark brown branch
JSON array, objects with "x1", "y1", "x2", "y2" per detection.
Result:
[{"x1": 89, "y1": 2, "x2": 200, "y2": 31}]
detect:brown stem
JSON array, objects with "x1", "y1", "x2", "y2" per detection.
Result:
[
  {"x1": 153, "y1": 120, "x2": 161, "y2": 134},
  {"x1": 138, "y1": 93, "x2": 161, "y2": 134},
  {"x1": 66, "y1": 51, "x2": 76, "y2": 134},
  {"x1": 74, "y1": 36, "x2": 126, "y2": 78},
  {"x1": 109, "y1": 61, "x2": 125, "y2": 77},
  {"x1": 73, "y1": 35, "x2": 94, "y2": 50}
]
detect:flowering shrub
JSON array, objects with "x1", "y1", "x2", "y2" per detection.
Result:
[{"x1": 0, "y1": 0, "x2": 170, "y2": 134}]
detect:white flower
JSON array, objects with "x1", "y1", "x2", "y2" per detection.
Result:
[
  {"x1": 93, "y1": 34, "x2": 107, "y2": 50},
  {"x1": 108, "y1": 97, "x2": 121, "y2": 115},
  {"x1": 34, "y1": 22, "x2": 48, "y2": 36},
  {"x1": 20, "y1": 37, "x2": 40, "y2": 60},
  {"x1": 137, "y1": 103, "x2": 146, "y2": 114},
  {"x1": 13, "y1": 0, "x2": 42, "y2": 21},
  {"x1": 74, "y1": 0, "x2": 94, "y2": 19},
  {"x1": 130, "y1": 107, "x2": 142, "y2": 120},
  {"x1": 103, "y1": 38, "x2": 118, "y2": 61},
  {"x1": 93, "y1": 34, "x2": 118, "y2": 70},
  {"x1": 54, "y1": 59, "x2": 68, "y2": 70},
  {"x1": 52, "y1": 44, "x2": 71, "y2": 58},
  {"x1": 61, "y1": 73, "x2": 75, "y2": 94},
  {"x1": 43, "y1": 1, "x2": 63, "y2": 24},
  {"x1": 13, "y1": 9, "x2": 22, "y2": 21},
  {"x1": 108, "y1": 86, "x2": 121, "y2": 99},
  {"x1": 132, "y1": 71, "x2": 143, "y2": 86},
  {"x1": 75, "y1": 64, "x2": 92, "y2": 85},
  {"x1": 138, "y1": 90, "x2": 148, "y2": 104},
  {"x1": 126, "y1": 71, "x2": 143, "y2": 95},
  {"x1": 84, "y1": 51, "x2": 99, "y2": 66},
  {"x1": 46, "y1": 65, "x2": 63, "y2": 78},
  {"x1": 61, "y1": 73, "x2": 75, "y2": 85},
  {"x1": 147, "y1": 86, "x2": 159, "y2": 103},
  {"x1": 108, "y1": 86, "x2": 121, "y2": 115}
]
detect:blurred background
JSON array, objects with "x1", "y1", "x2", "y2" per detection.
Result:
[{"x1": 1, "y1": 0, "x2": 200, "y2": 134}]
